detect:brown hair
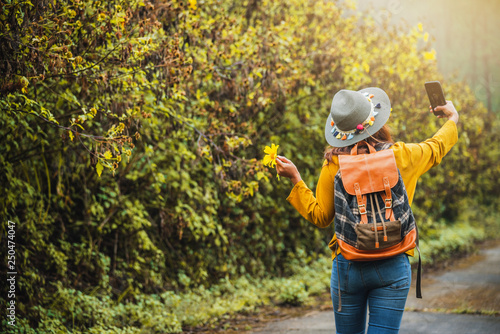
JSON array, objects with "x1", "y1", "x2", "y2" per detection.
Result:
[{"x1": 324, "y1": 125, "x2": 394, "y2": 162}]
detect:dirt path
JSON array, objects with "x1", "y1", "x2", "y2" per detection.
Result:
[{"x1": 253, "y1": 243, "x2": 500, "y2": 334}]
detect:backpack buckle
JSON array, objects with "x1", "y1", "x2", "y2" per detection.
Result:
[
  {"x1": 358, "y1": 204, "x2": 367, "y2": 214},
  {"x1": 385, "y1": 198, "x2": 392, "y2": 209}
]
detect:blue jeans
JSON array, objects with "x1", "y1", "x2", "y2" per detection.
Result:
[{"x1": 330, "y1": 253, "x2": 411, "y2": 334}]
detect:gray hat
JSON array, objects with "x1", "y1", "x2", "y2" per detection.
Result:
[{"x1": 324, "y1": 87, "x2": 391, "y2": 147}]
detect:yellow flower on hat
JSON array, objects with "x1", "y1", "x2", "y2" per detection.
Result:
[{"x1": 262, "y1": 143, "x2": 279, "y2": 168}]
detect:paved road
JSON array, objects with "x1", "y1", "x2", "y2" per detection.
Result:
[
  {"x1": 254, "y1": 245, "x2": 500, "y2": 333},
  {"x1": 253, "y1": 311, "x2": 499, "y2": 333}
]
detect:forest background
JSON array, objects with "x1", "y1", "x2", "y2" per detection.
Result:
[{"x1": 1, "y1": 0, "x2": 499, "y2": 333}]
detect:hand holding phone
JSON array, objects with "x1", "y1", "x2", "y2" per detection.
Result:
[
  {"x1": 433, "y1": 101, "x2": 459, "y2": 124},
  {"x1": 425, "y1": 81, "x2": 446, "y2": 116}
]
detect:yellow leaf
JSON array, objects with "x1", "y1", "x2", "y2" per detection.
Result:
[
  {"x1": 362, "y1": 62, "x2": 370, "y2": 73},
  {"x1": 96, "y1": 161, "x2": 103, "y2": 177},
  {"x1": 68, "y1": 131, "x2": 74, "y2": 141},
  {"x1": 417, "y1": 22, "x2": 423, "y2": 32},
  {"x1": 423, "y1": 50, "x2": 436, "y2": 61},
  {"x1": 256, "y1": 171, "x2": 269, "y2": 182},
  {"x1": 104, "y1": 150, "x2": 112, "y2": 159},
  {"x1": 157, "y1": 173, "x2": 165, "y2": 183}
]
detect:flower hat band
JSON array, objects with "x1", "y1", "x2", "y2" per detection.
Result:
[{"x1": 324, "y1": 87, "x2": 392, "y2": 148}]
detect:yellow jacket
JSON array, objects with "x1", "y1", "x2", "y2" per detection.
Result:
[{"x1": 286, "y1": 120, "x2": 458, "y2": 259}]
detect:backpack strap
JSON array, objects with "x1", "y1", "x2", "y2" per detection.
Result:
[
  {"x1": 350, "y1": 141, "x2": 376, "y2": 155},
  {"x1": 369, "y1": 195, "x2": 380, "y2": 248},
  {"x1": 373, "y1": 193, "x2": 388, "y2": 242},
  {"x1": 382, "y1": 177, "x2": 395, "y2": 221},
  {"x1": 354, "y1": 183, "x2": 368, "y2": 224},
  {"x1": 415, "y1": 224, "x2": 423, "y2": 299}
]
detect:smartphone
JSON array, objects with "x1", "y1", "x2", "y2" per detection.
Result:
[{"x1": 425, "y1": 81, "x2": 446, "y2": 116}]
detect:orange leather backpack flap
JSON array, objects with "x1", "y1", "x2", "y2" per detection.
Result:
[{"x1": 338, "y1": 149, "x2": 398, "y2": 196}]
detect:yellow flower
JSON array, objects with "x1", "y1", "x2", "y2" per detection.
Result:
[{"x1": 262, "y1": 143, "x2": 279, "y2": 168}]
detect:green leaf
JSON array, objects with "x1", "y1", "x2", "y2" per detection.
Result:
[{"x1": 96, "y1": 161, "x2": 103, "y2": 177}]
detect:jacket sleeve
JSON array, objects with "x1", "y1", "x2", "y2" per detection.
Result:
[
  {"x1": 286, "y1": 161, "x2": 338, "y2": 228},
  {"x1": 393, "y1": 119, "x2": 459, "y2": 204}
]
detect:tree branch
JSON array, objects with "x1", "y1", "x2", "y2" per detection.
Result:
[{"x1": 10, "y1": 108, "x2": 128, "y2": 141}]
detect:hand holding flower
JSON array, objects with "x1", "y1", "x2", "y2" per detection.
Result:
[{"x1": 276, "y1": 156, "x2": 302, "y2": 185}]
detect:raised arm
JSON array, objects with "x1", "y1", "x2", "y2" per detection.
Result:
[
  {"x1": 394, "y1": 101, "x2": 459, "y2": 204},
  {"x1": 411, "y1": 100, "x2": 460, "y2": 174}
]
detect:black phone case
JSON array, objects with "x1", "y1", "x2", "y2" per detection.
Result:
[{"x1": 425, "y1": 81, "x2": 446, "y2": 116}]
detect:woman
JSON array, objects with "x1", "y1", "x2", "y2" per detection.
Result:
[{"x1": 275, "y1": 87, "x2": 459, "y2": 334}]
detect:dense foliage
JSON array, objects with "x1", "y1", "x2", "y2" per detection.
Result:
[{"x1": 1, "y1": 0, "x2": 499, "y2": 332}]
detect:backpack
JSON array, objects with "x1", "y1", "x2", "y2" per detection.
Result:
[{"x1": 329, "y1": 141, "x2": 422, "y2": 310}]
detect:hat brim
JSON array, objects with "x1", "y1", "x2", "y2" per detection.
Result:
[{"x1": 324, "y1": 87, "x2": 391, "y2": 148}]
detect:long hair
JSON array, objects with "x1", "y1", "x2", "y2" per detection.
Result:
[{"x1": 324, "y1": 125, "x2": 394, "y2": 163}]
